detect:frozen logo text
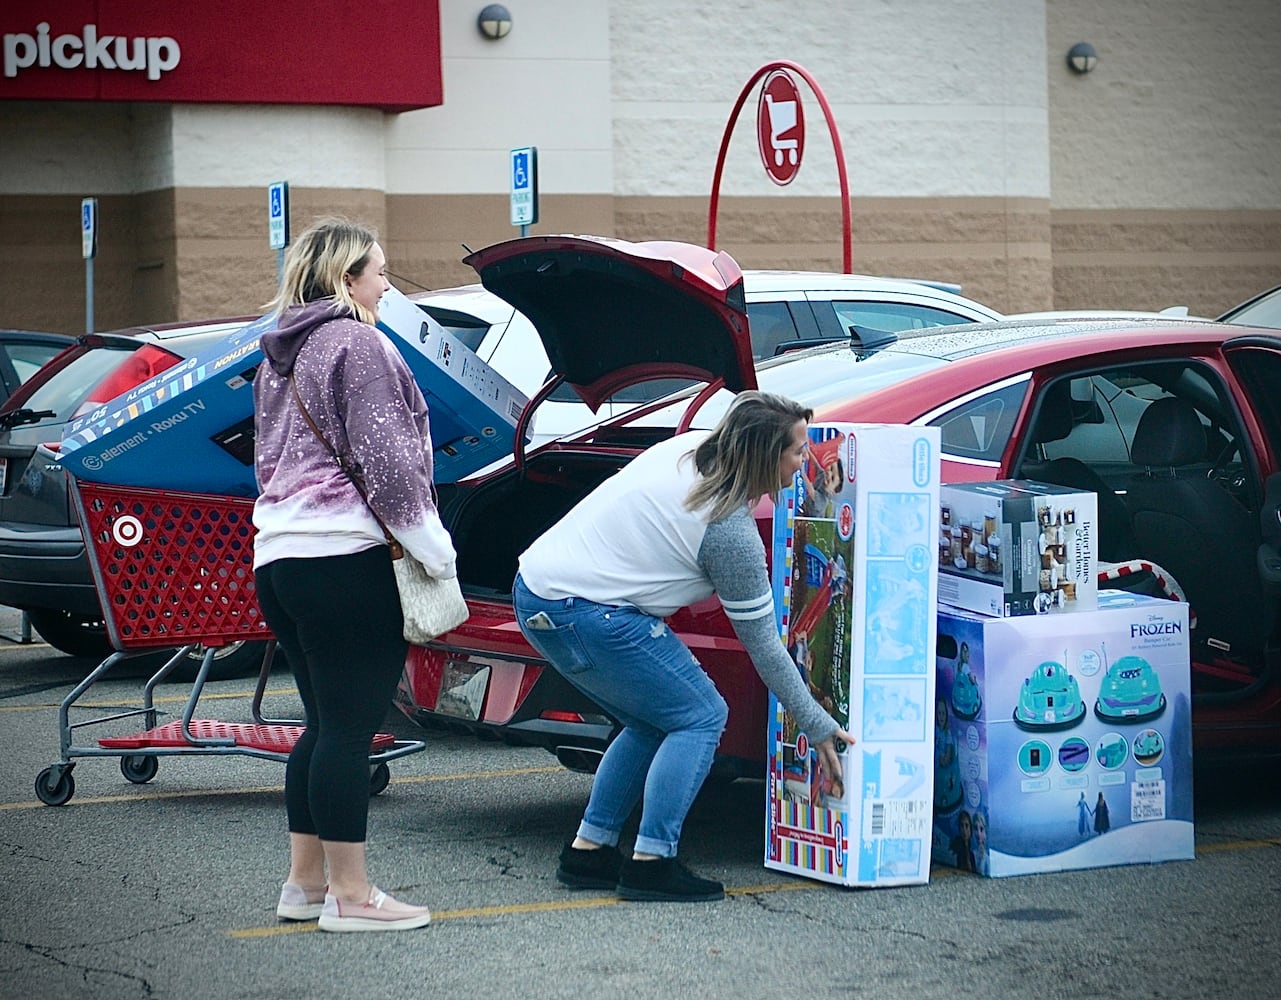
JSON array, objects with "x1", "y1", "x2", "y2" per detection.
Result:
[
  {"x1": 4, "y1": 24, "x2": 181, "y2": 80},
  {"x1": 1131, "y1": 618, "x2": 1182, "y2": 638}
]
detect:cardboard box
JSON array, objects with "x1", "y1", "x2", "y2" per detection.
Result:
[
  {"x1": 932, "y1": 592, "x2": 1194, "y2": 878},
  {"x1": 765, "y1": 422, "x2": 941, "y2": 887},
  {"x1": 57, "y1": 287, "x2": 528, "y2": 492},
  {"x1": 937, "y1": 480, "x2": 1098, "y2": 618}
]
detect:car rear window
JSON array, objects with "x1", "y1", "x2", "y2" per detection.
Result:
[{"x1": 13, "y1": 344, "x2": 138, "y2": 422}]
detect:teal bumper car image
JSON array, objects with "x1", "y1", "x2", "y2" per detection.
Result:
[
  {"x1": 1094, "y1": 654, "x2": 1166, "y2": 724},
  {"x1": 1013, "y1": 658, "x2": 1086, "y2": 731},
  {"x1": 951, "y1": 669, "x2": 982, "y2": 721}
]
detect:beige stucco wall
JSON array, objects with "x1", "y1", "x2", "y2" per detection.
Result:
[
  {"x1": 1, "y1": 1, "x2": 1278, "y2": 330},
  {"x1": 1046, "y1": 0, "x2": 1281, "y2": 314}
]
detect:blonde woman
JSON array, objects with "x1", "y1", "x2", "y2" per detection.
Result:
[
  {"x1": 254, "y1": 217, "x2": 454, "y2": 932},
  {"x1": 514, "y1": 391, "x2": 855, "y2": 901}
]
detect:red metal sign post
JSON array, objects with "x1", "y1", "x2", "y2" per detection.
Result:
[{"x1": 708, "y1": 61, "x2": 852, "y2": 273}]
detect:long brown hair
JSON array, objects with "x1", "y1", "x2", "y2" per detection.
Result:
[{"x1": 684, "y1": 390, "x2": 812, "y2": 523}]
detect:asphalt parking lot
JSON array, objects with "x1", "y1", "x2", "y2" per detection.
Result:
[{"x1": 2, "y1": 610, "x2": 1280, "y2": 1000}]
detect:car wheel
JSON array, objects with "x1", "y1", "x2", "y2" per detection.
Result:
[
  {"x1": 26, "y1": 609, "x2": 114, "y2": 659},
  {"x1": 167, "y1": 640, "x2": 274, "y2": 683}
]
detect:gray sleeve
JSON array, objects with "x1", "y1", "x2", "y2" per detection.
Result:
[{"x1": 698, "y1": 510, "x2": 839, "y2": 744}]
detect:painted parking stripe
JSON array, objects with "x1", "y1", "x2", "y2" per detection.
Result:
[{"x1": 0, "y1": 765, "x2": 568, "y2": 811}]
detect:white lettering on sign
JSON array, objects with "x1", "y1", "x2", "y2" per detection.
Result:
[{"x1": 4, "y1": 23, "x2": 180, "y2": 80}]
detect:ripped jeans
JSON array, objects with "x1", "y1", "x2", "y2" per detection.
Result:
[{"x1": 513, "y1": 573, "x2": 727, "y2": 858}]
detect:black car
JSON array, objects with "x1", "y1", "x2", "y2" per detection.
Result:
[{"x1": 0, "y1": 318, "x2": 264, "y2": 678}]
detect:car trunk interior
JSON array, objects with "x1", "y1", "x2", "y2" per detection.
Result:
[{"x1": 443, "y1": 449, "x2": 636, "y2": 600}]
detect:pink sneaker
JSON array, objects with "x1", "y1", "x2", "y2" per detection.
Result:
[
  {"x1": 317, "y1": 887, "x2": 431, "y2": 932},
  {"x1": 276, "y1": 882, "x2": 327, "y2": 921}
]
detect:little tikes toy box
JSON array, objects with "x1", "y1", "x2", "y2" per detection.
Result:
[
  {"x1": 937, "y1": 480, "x2": 1098, "y2": 618},
  {"x1": 766, "y1": 422, "x2": 941, "y2": 887},
  {"x1": 57, "y1": 287, "x2": 529, "y2": 493},
  {"x1": 932, "y1": 591, "x2": 1194, "y2": 878}
]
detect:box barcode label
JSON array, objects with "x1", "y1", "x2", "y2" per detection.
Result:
[
  {"x1": 1131, "y1": 777, "x2": 1166, "y2": 822},
  {"x1": 866, "y1": 798, "x2": 929, "y2": 838}
]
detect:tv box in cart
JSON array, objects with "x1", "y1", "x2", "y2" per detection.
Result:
[
  {"x1": 766, "y1": 422, "x2": 942, "y2": 887},
  {"x1": 56, "y1": 286, "x2": 529, "y2": 493}
]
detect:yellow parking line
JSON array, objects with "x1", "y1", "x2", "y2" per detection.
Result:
[
  {"x1": 1196, "y1": 837, "x2": 1281, "y2": 852},
  {"x1": 228, "y1": 882, "x2": 822, "y2": 938},
  {"x1": 224, "y1": 838, "x2": 1281, "y2": 939},
  {"x1": 1, "y1": 765, "x2": 567, "y2": 811}
]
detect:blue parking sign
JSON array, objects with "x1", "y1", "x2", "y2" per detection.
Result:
[
  {"x1": 80, "y1": 197, "x2": 97, "y2": 259},
  {"x1": 510, "y1": 147, "x2": 538, "y2": 227},
  {"x1": 268, "y1": 181, "x2": 290, "y2": 250}
]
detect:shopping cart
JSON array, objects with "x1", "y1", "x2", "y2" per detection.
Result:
[{"x1": 33, "y1": 478, "x2": 425, "y2": 805}]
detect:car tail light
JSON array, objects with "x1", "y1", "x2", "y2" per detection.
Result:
[
  {"x1": 540, "y1": 710, "x2": 588, "y2": 723},
  {"x1": 69, "y1": 344, "x2": 184, "y2": 420}
]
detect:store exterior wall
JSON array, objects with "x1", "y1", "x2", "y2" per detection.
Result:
[
  {"x1": 1046, "y1": 0, "x2": 1281, "y2": 314},
  {"x1": 1, "y1": 1, "x2": 1278, "y2": 331}
]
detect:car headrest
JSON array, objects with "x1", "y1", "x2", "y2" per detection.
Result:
[
  {"x1": 1130, "y1": 397, "x2": 1206, "y2": 467},
  {"x1": 1029, "y1": 382, "x2": 1074, "y2": 445}
]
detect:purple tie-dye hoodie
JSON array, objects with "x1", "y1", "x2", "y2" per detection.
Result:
[{"x1": 251, "y1": 298, "x2": 457, "y2": 577}]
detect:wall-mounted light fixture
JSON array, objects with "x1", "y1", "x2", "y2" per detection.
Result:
[
  {"x1": 478, "y1": 4, "x2": 513, "y2": 40},
  {"x1": 1066, "y1": 42, "x2": 1098, "y2": 74}
]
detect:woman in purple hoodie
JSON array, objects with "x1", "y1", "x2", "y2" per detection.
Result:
[{"x1": 253, "y1": 217, "x2": 454, "y2": 933}]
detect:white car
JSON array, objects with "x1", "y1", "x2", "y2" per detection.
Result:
[{"x1": 410, "y1": 270, "x2": 1002, "y2": 443}]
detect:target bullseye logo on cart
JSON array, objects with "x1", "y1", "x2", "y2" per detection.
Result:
[{"x1": 112, "y1": 515, "x2": 143, "y2": 547}]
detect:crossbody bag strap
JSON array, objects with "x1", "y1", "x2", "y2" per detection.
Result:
[{"x1": 287, "y1": 374, "x2": 404, "y2": 558}]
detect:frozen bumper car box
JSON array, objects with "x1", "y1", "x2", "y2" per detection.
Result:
[{"x1": 932, "y1": 591, "x2": 1194, "y2": 878}]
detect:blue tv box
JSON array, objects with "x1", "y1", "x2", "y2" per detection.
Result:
[{"x1": 57, "y1": 287, "x2": 529, "y2": 494}]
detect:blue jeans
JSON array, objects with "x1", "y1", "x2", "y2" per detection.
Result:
[{"x1": 513, "y1": 573, "x2": 728, "y2": 858}]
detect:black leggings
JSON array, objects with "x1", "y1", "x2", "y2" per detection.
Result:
[{"x1": 255, "y1": 546, "x2": 407, "y2": 843}]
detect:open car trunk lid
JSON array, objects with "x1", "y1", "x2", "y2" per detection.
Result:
[
  {"x1": 463, "y1": 235, "x2": 757, "y2": 411},
  {"x1": 443, "y1": 236, "x2": 760, "y2": 604}
]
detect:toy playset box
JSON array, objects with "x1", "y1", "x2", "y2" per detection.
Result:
[
  {"x1": 937, "y1": 480, "x2": 1098, "y2": 618},
  {"x1": 57, "y1": 287, "x2": 529, "y2": 493},
  {"x1": 932, "y1": 591, "x2": 1194, "y2": 878},
  {"x1": 765, "y1": 422, "x2": 941, "y2": 887}
]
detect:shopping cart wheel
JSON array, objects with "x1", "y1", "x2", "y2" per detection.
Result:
[
  {"x1": 35, "y1": 766, "x2": 75, "y2": 806},
  {"x1": 121, "y1": 755, "x2": 159, "y2": 784},
  {"x1": 369, "y1": 762, "x2": 390, "y2": 797}
]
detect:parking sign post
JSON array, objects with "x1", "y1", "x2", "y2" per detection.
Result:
[
  {"x1": 268, "y1": 181, "x2": 290, "y2": 283},
  {"x1": 509, "y1": 147, "x2": 538, "y2": 236},
  {"x1": 81, "y1": 197, "x2": 97, "y2": 333}
]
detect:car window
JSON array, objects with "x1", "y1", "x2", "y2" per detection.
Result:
[
  {"x1": 745, "y1": 301, "x2": 799, "y2": 357},
  {"x1": 15, "y1": 345, "x2": 138, "y2": 421},
  {"x1": 828, "y1": 301, "x2": 976, "y2": 338},
  {"x1": 929, "y1": 379, "x2": 1028, "y2": 463},
  {"x1": 1220, "y1": 286, "x2": 1281, "y2": 329},
  {"x1": 4, "y1": 342, "x2": 66, "y2": 385},
  {"x1": 1032, "y1": 362, "x2": 1239, "y2": 472}
]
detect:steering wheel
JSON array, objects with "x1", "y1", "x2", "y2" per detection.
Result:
[{"x1": 1207, "y1": 438, "x2": 1248, "y2": 501}]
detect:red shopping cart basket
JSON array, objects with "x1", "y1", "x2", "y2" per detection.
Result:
[{"x1": 34, "y1": 477, "x2": 423, "y2": 806}]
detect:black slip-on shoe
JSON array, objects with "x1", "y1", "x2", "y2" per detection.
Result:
[
  {"x1": 616, "y1": 857, "x2": 724, "y2": 902},
  {"x1": 556, "y1": 842, "x2": 624, "y2": 889}
]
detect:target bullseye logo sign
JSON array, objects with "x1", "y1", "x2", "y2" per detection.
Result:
[{"x1": 112, "y1": 515, "x2": 143, "y2": 547}]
